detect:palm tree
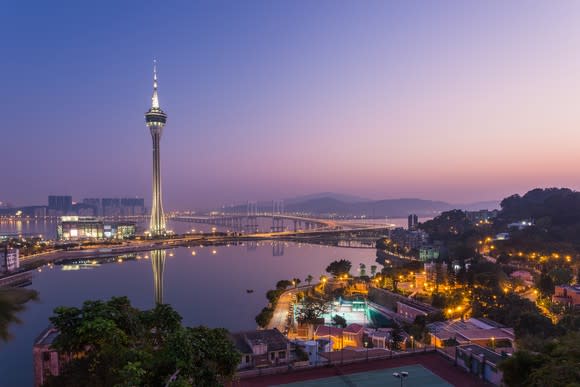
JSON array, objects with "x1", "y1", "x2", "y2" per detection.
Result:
[
  {"x1": 305, "y1": 275, "x2": 313, "y2": 286},
  {"x1": 0, "y1": 288, "x2": 38, "y2": 342},
  {"x1": 370, "y1": 265, "x2": 377, "y2": 277}
]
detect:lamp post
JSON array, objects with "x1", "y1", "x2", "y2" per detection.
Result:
[
  {"x1": 393, "y1": 371, "x2": 409, "y2": 387},
  {"x1": 410, "y1": 335, "x2": 414, "y2": 352},
  {"x1": 364, "y1": 340, "x2": 369, "y2": 362}
]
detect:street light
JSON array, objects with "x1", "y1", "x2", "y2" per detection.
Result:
[
  {"x1": 364, "y1": 340, "x2": 369, "y2": 362},
  {"x1": 393, "y1": 371, "x2": 409, "y2": 387}
]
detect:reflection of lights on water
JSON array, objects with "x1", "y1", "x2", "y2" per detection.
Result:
[
  {"x1": 118, "y1": 258, "x2": 123, "y2": 263},
  {"x1": 212, "y1": 249, "x2": 217, "y2": 255},
  {"x1": 144, "y1": 255, "x2": 149, "y2": 259},
  {"x1": 169, "y1": 253, "x2": 174, "y2": 257},
  {"x1": 191, "y1": 251, "x2": 196, "y2": 256}
]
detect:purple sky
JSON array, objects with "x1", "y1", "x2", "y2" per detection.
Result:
[{"x1": 2, "y1": 1, "x2": 580, "y2": 209}]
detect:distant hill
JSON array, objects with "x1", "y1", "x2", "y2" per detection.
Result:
[
  {"x1": 284, "y1": 192, "x2": 371, "y2": 204},
  {"x1": 282, "y1": 197, "x2": 453, "y2": 218},
  {"x1": 218, "y1": 193, "x2": 500, "y2": 217}
]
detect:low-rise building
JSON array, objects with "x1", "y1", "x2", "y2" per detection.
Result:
[
  {"x1": 33, "y1": 327, "x2": 68, "y2": 387},
  {"x1": 396, "y1": 301, "x2": 431, "y2": 322},
  {"x1": 57, "y1": 216, "x2": 136, "y2": 241},
  {"x1": 455, "y1": 344, "x2": 505, "y2": 385},
  {"x1": 419, "y1": 245, "x2": 440, "y2": 262},
  {"x1": 368, "y1": 328, "x2": 393, "y2": 349},
  {"x1": 510, "y1": 270, "x2": 534, "y2": 287},
  {"x1": 427, "y1": 318, "x2": 515, "y2": 349},
  {"x1": 553, "y1": 285, "x2": 580, "y2": 308},
  {"x1": 343, "y1": 323, "x2": 364, "y2": 348},
  {"x1": 230, "y1": 329, "x2": 291, "y2": 370},
  {"x1": 0, "y1": 247, "x2": 19, "y2": 274}
]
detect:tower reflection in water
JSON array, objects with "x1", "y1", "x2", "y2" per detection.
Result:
[{"x1": 150, "y1": 249, "x2": 166, "y2": 304}]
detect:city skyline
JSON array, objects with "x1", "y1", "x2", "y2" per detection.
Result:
[{"x1": 3, "y1": 1, "x2": 580, "y2": 209}]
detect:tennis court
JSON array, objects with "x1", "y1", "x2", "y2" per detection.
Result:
[{"x1": 274, "y1": 364, "x2": 452, "y2": 387}]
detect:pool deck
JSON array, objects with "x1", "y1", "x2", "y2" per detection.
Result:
[{"x1": 237, "y1": 352, "x2": 489, "y2": 387}]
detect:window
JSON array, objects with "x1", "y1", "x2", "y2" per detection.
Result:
[
  {"x1": 279, "y1": 351, "x2": 286, "y2": 359},
  {"x1": 270, "y1": 352, "x2": 275, "y2": 360},
  {"x1": 245, "y1": 355, "x2": 250, "y2": 363}
]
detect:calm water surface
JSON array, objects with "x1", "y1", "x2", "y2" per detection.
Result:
[{"x1": 0, "y1": 241, "x2": 380, "y2": 386}]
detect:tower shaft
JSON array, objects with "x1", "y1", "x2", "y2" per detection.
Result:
[{"x1": 149, "y1": 130, "x2": 165, "y2": 234}]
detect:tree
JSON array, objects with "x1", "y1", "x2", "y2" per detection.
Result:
[
  {"x1": 255, "y1": 307, "x2": 274, "y2": 328},
  {"x1": 305, "y1": 274, "x2": 313, "y2": 285},
  {"x1": 275, "y1": 280, "x2": 292, "y2": 290},
  {"x1": 499, "y1": 332, "x2": 580, "y2": 387},
  {"x1": 325, "y1": 259, "x2": 352, "y2": 277},
  {"x1": 292, "y1": 278, "x2": 301, "y2": 288},
  {"x1": 46, "y1": 297, "x2": 240, "y2": 387},
  {"x1": 390, "y1": 326, "x2": 403, "y2": 350},
  {"x1": 331, "y1": 315, "x2": 347, "y2": 328},
  {"x1": 297, "y1": 296, "x2": 329, "y2": 324},
  {"x1": 370, "y1": 265, "x2": 377, "y2": 277},
  {"x1": 0, "y1": 288, "x2": 38, "y2": 342},
  {"x1": 537, "y1": 272, "x2": 555, "y2": 297},
  {"x1": 359, "y1": 263, "x2": 366, "y2": 277}
]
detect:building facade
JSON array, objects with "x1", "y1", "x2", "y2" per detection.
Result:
[
  {"x1": 57, "y1": 216, "x2": 136, "y2": 241},
  {"x1": 230, "y1": 329, "x2": 291, "y2": 370},
  {"x1": 0, "y1": 247, "x2": 19, "y2": 273}
]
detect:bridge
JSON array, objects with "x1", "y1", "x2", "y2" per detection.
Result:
[{"x1": 170, "y1": 213, "x2": 339, "y2": 232}]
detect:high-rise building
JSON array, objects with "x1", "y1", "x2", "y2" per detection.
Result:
[
  {"x1": 48, "y1": 196, "x2": 72, "y2": 214},
  {"x1": 408, "y1": 213, "x2": 418, "y2": 231},
  {"x1": 145, "y1": 60, "x2": 167, "y2": 236}
]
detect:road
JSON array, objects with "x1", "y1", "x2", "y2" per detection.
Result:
[{"x1": 267, "y1": 285, "x2": 313, "y2": 333}]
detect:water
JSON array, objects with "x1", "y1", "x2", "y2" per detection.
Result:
[{"x1": 0, "y1": 242, "x2": 381, "y2": 386}]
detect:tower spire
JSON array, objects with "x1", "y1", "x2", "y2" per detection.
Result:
[{"x1": 152, "y1": 59, "x2": 160, "y2": 109}]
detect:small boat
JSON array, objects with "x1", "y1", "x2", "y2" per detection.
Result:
[{"x1": 246, "y1": 289, "x2": 254, "y2": 293}]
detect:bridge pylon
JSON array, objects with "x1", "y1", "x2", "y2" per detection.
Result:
[
  {"x1": 271, "y1": 200, "x2": 285, "y2": 232},
  {"x1": 246, "y1": 201, "x2": 259, "y2": 233}
]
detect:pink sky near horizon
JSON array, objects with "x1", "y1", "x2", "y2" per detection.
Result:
[{"x1": 2, "y1": 1, "x2": 580, "y2": 208}]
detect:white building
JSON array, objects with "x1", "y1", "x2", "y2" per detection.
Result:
[{"x1": 1, "y1": 247, "x2": 20, "y2": 273}]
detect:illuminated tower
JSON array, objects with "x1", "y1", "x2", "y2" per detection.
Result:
[
  {"x1": 145, "y1": 60, "x2": 167, "y2": 235},
  {"x1": 151, "y1": 249, "x2": 166, "y2": 304}
]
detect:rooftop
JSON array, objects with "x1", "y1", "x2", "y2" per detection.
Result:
[
  {"x1": 458, "y1": 344, "x2": 505, "y2": 365},
  {"x1": 230, "y1": 329, "x2": 288, "y2": 354}
]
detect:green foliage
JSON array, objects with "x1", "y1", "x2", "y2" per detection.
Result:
[
  {"x1": 390, "y1": 326, "x2": 403, "y2": 350},
  {"x1": 498, "y1": 188, "x2": 580, "y2": 252},
  {"x1": 325, "y1": 259, "x2": 352, "y2": 277},
  {"x1": 305, "y1": 274, "x2": 313, "y2": 285},
  {"x1": 255, "y1": 307, "x2": 274, "y2": 328},
  {"x1": 45, "y1": 297, "x2": 239, "y2": 387},
  {"x1": 275, "y1": 280, "x2": 292, "y2": 290},
  {"x1": 0, "y1": 288, "x2": 38, "y2": 342},
  {"x1": 297, "y1": 295, "x2": 329, "y2": 324},
  {"x1": 331, "y1": 315, "x2": 347, "y2": 328},
  {"x1": 499, "y1": 331, "x2": 580, "y2": 387}
]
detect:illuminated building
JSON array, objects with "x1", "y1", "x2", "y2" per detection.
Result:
[
  {"x1": 57, "y1": 216, "x2": 136, "y2": 241},
  {"x1": 0, "y1": 247, "x2": 20, "y2": 274},
  {"x1": 408, "y1": 213, "x2": 418, "y2": 230},
  {"x1": 145, "y1": 60, "x2": 168, "y2": 236}
]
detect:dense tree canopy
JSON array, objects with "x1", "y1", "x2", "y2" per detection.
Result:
[
  {"x1": 499, "y1": 331, "x2": 580, "y2": 387},
  {"x1": 325, "y1": 259, "x2": 352, "y2": 277},
  {"x1": 0, "y1": 288, "x2": 37, "y2": 342},
  {"x1": 46, "y1": 297, "x2": 240, "y2": 387}
]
